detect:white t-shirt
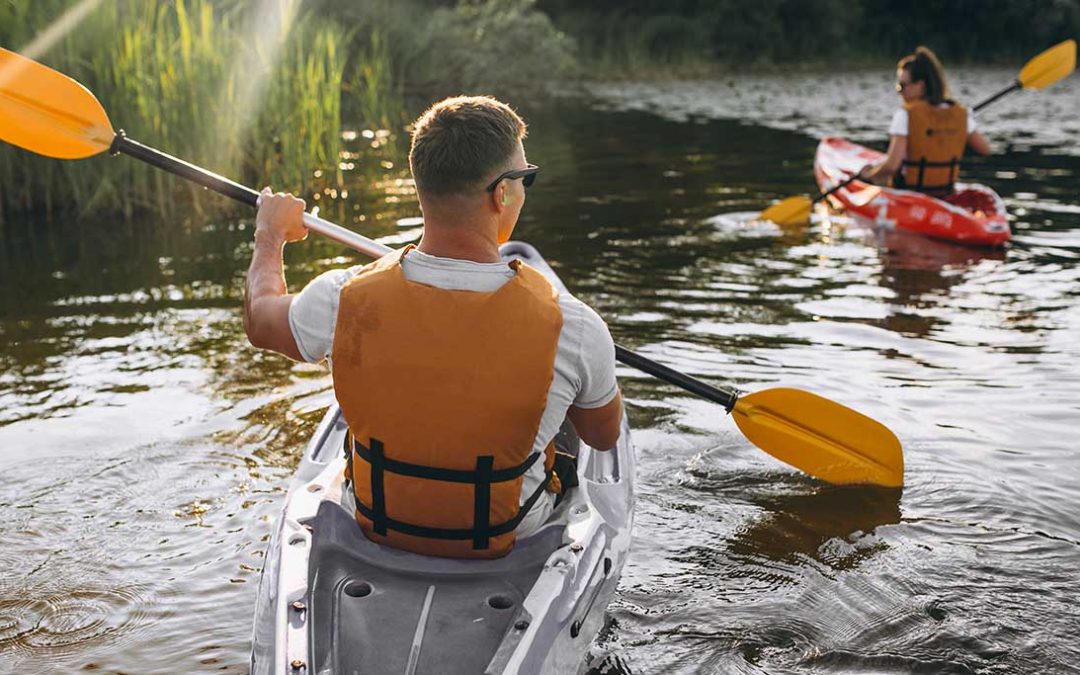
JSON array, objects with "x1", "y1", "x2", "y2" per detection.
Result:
[
  {"x1": 888, "y1": 106, "x2": 977, "y2": 137},
  {"x1": 288, "y1": 249, "x2": 620, "y2": 536}
]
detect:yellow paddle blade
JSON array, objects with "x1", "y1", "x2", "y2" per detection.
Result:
[
  {"x1": 1018, "y1": 39, "x2": 1076, "y2": 90},
  {"x1": 0, "y1": 47, "x2": 114, "y2": 159},
  {"x1": 760, "y1": 195, "x2": 813, "y2": 226},
  {"x1": 732, "y1": 388, "x2": 904, "y2": 487}
]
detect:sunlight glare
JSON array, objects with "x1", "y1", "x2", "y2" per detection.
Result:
[
  {"x1": 216, "y1": 0, "x2": 301, "y2": 171},
  {"x1": 18, "y1": 0, "x2": 103, "y2": 61}
]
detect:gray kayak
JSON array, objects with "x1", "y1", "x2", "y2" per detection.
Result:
[{"x1": 250, "y1": 241, "x2": 636, "y2": 674}]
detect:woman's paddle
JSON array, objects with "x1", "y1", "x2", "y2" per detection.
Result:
[
  {"x1": 0, "y1": 46, "x2": 904, "y2": 487},
  {"x1": 759, "y1": 39, "x2": 1077, "y2": 227},
  {"x1": 758, "y1": 173, "x2": 862, "y2": 227},
  {"x1": 973, "y1": 38, "x2": 1076, "y2": 112}
]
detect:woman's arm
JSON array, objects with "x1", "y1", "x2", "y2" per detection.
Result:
[
  {"x1": 967, "y1": 130, "x2": 992, "y2": 156},
  {"x1": 860, "y1": 135, "x2": 907, "y2": 184}
]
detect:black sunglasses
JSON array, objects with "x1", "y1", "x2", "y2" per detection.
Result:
[{"x1": 485, "y1": 164, "x2": 540, "y2": 192}]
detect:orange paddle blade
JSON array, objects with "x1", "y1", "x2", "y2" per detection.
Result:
[
  {"x1": 732, "y1": 387, "x2": 904, "y2": 487},
  {"x1": 1018, "y1": 39, "x2": 1076, "y2": 90},
  {"x1": 759, "y1": 195, "x2": 813, "y2": 226},
  {"x1": 0, "y1": 47, "x2": 114, "y2": 159}
]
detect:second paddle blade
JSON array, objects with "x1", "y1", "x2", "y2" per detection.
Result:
[
  {"x1": 0, "y1": 47, "x2": 114, "y2": 159},
  {"x1": 760, "y1": 196, "x2": 813, "y2": 226},
  {"x1": 732, "y1": 388, "x2": 904, "y2": 487},
  {"x1": 1019, "y1": 39, "x2": 1076, "y2": 90}
]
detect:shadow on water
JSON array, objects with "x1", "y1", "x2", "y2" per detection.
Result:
[
  {"x1": 725, "y1": 485, "x2": 903, "y2": 571},
  {"x1": 857, "y1": 224, "x2": 1009, "y2": 338}
]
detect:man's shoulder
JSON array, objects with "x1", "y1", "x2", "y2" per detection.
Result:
[
  {"x1": 297, "y1": 264, "x2": 367, "y2": 304},
  {"x1": 555, "y1": 292, "x2": 611, "y2": 342}
]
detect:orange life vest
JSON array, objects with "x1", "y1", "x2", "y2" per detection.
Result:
[
  {"x1": 901, "y1": 99, "x2": 968, "y2": 194},
  {"x1": 331, "y1": 245, "x2": 563, "y2": 559}
]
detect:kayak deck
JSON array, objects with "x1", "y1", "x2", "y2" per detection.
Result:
[
  {"x1": 814, "y1": 137, "x2": 1010, "y2": 247},
  {"x1": 251, "y1": 242, "x2": 635, "y2": 675}
]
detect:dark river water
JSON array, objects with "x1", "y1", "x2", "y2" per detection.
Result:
[{"x1": 2, "y1": 67, "x2": 1079, "y2": 674}]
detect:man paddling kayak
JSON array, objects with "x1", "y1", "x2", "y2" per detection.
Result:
[
  {"x1": 242, "y1": 95, "x2": 623, "y2": 558},
  {"x1": 859, "y1": 46, "x2": 992, "y2": 195}
]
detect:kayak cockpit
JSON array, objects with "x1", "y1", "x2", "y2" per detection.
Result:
[
  {"x1": 306, "y1": 497, "x2": 565, "y2": 674},
  {"x1": 252, "y1": 405, "x2": 633, "y2": 675}
]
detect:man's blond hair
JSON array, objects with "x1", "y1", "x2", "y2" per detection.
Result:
[{"x1": 409, "y1": 95, "x2": 527, "y2": 197}]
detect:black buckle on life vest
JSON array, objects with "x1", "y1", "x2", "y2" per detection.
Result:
[
  {"x1": 349, "y1": 435, "x2": 551, "y2": 549},
  {"x1": 901, "y1": 157, "x2": 960, "y2": 194}
]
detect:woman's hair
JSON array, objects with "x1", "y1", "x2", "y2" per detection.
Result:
[{"x1": 898, "y1": 46, "x2": 951, "y2": 105}]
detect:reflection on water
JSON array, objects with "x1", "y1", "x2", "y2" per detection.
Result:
[
  {"x1": 2, "y1": 71, "x2": 1080, "y2": 673},
  {"x1": 584, "y1": 65, "x2": 1080, "y2": 157},
  {"x1": 725, "y1": 485, "x2": 902, "y2": 571}
]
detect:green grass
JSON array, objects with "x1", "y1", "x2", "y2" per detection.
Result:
[
  {"x1": 0, "y1": 0, "x2": 374, "y2": 227},
  {"x1": 0, "y1": 0, "x2": 580, "y2": 230}
]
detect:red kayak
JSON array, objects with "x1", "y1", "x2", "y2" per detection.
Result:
[{"x1": 814, "y1": 137, "x2": 1011, "y2": 247}]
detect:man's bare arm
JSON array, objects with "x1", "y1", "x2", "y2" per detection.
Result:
[
  {"x1": 567, "y1": 390, "x2": 624, "y2": 451},
  {"x1": 243, "y1": 188, "x2": 308, "y2": 361}
]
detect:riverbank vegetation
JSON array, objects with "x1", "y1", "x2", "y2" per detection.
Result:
[
  {"x1": 539, "y1": 0, "x2": 1080, "y2": 74},
  {"x1": 1, "y1": 1, "x2": 352, "y2": 226},
  {"x1": 2, "y1": 0, "x2": 1076, "y2": 227},
  {"x1": 0, "y1": 0, "x2": 575, "y2": 227}
]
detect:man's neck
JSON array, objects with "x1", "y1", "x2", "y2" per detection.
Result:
[{"x1": 416, "y1": 219, "x2": 502, "y2": 263}]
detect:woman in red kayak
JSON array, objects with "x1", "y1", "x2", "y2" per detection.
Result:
[{"x1": 859, "y1": 46, "x2": 991, "y2": 194}]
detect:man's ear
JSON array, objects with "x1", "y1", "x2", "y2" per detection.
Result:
[{"x1": 492, "y1": 183, "x2": 510, "y2": 211}]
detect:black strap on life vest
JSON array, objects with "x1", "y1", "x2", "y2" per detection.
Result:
[
  {"x1": 345, "y1": 434, "x2": 553, "y2": 549},
  {"x1": 899, "y1": 156, "x2": 961, "y2": 194}
]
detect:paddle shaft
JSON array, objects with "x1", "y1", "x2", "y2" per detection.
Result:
[
  {"x1": 973, "y1": 81, "x2": 1021, "y2": 113},
  {"x1": 815, "y1": 173, "x2": 860, "y2": 202},
  {"x1": 110, "y1": 131, "x2": 738, "y2": 410},
  {"x1": 614, "y1": 345, "x2": 738, "y2": 411},
  {"x1": 110, "y1": 131, "x2": 388, "y2": 257}
]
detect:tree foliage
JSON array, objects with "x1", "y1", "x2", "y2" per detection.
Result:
[{"x1": 536, "y1": 0, "x2": 1080, "y2": 65}]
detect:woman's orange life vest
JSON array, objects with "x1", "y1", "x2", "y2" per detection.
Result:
[
  {"x1": 331, "y1": 245, "x2": 563, "y2": 559},
  {"x1": 902, "y1": 99, "x2": 968, "y2": 194}
]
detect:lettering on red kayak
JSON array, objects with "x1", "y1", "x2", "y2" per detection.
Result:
[
  {"x1": 930, "y1": 211, "x2": 953, "y2": 229},
  {"x1": 873, "y1": 197, "x2": 897, "y2": 230}
]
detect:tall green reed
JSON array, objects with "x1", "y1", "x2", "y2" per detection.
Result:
[
  {"x1": 0, "y1": 0, "x2": 363, "y2": 227},
  {"x1": 0, "y1": 0, "x2": 581, "y2": 231}
]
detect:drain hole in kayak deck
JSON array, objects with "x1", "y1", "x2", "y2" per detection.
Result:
[
  {"x1": 488, "y1": 594, "x2": 514, "y2": 610},
  {"x1": 344, "y1": 581, "x2": 373, "y2": 598}
]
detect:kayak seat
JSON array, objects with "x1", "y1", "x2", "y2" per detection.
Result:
[
  {"x1": 305, "y1": 501, "x2": 568, "y2": 674},
  {"x1": 942, "y1": 187, "x2": 997, "y2": 218},
  {"x1": 551, "y1": 420, "x2": 581, "y2": 506}
]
